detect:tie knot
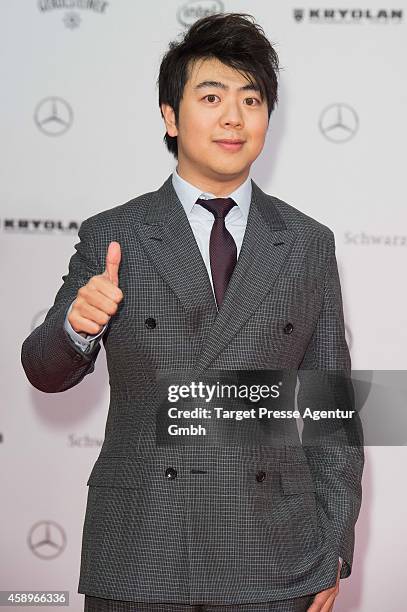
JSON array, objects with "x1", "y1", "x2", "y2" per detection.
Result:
[{"x1": 196, "y1": 197, "x2": 237, "y2": 219}]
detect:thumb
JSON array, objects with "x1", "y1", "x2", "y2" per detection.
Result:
[{"x1": 104, "y1": 241, "x2": 121, "y2": 286}]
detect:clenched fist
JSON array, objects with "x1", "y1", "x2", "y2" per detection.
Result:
[{"x1": 68, "y1": 241, "x2": 123, "y2": 336}]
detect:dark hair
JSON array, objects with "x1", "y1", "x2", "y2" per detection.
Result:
[{"x1": 157, "y1": 12, "x2": 280, "y2": 159}]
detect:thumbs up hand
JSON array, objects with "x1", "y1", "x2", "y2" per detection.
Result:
[{"x1": 68, "y1": 241, "x2": 124, "y2": 335}]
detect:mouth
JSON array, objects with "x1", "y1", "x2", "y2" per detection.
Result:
[{"x1": 214, "y1": 140, "x2": 245, "y2": 152}]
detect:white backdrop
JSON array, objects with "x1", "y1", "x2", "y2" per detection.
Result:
[{"x1": 1, "y1": 1, "x2": 406, "y2": 610}]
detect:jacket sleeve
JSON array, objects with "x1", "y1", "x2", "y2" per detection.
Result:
[
  {"x1": 21, "y1": 218, "x2": 104, "y2": 393},
  {"x1": 297, "y1": 231, "x2": 364, "y2": 579}
]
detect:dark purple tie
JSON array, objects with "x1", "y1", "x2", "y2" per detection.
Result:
[{"x1": 196, "y1": 197, "x2": 237, "y2": 309}]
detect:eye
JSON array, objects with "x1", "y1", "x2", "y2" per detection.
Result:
[
  {"x1": 245, "y1": 97, "x2": 261, "y2": 106},
  {"x1": 203, "y1": 94, "x2": 220, "y2": 103}
]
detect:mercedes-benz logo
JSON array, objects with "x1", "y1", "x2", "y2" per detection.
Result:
[
  {"x1": 28, "y1": 521, "x2": 66, "y2": 559},
  {"x1": 319, "y1": 103, "x2": 359, "y2": 143},
  {"x1": 63, "y1": 11, "x2": 81, "y2": 29},
  {"x1": 34, "y1": 97, "x2": 73, "y2": 136}
]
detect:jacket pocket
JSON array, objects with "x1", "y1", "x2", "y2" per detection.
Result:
[
  {"x1": 280, "y1": 461, "x2": 319, "y2": 557},
  {"x1": 82, "y1": 456, "x2": 147, "y2": 571},
  {"x1": 252, "y1": 460, "x2": 319, "y2": 564},
  {"x1": 86, "y1": 455, "x2": 146, "y2": 489}
]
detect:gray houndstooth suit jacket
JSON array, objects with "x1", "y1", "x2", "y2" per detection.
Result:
[{"x1": 21, "y1": 174, "x2": 364, "y2": 606}]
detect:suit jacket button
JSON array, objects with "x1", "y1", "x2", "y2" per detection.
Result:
[
  {"x1": 145, "y1": 317, "x2": 156, "y2": 329},
  {"x1": 255, "y1": 470, "x2": 266, "y2": 482},
  {"x1": 165, "y1": 467, "x2": 177, "y2": 480},
  {"x1": 284, "y1": 322, "x2": 294, "y2": 334}
]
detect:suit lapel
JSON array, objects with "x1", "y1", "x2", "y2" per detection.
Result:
[
  {"x1": 195, "y1": 179, "x2": 298, "y2": 372},
  {"x1": 136, "y1": 174, "x2": 218, "y2": 317}
]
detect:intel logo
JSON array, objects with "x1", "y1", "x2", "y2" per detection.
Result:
[{"x1": 177, "y1": 0, "x2": 224, "y2": 27}]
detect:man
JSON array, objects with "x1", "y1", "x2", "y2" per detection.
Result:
[{"x1": 21, "y1": 12, "x2": 364, "y2": 612}]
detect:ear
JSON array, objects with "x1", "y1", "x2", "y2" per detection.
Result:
[{"x1": 160, "y1": 103, "x2": 178, "y2": 137}]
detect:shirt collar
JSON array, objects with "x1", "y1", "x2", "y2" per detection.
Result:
[{"x1": 171, "y1": 166, "x2": 252, "y2": 221}]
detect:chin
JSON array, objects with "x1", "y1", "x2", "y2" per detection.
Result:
[
  {"x1": 210, "y1": 159, "x2": 248, "y2": 174},
  {"x1": 209, "y1": 166, "x2": 242, "y2": 178}
]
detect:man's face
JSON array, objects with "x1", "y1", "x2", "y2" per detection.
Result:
[{"x1": 161, "y1": 57, "x2": 269, "y2": 187}]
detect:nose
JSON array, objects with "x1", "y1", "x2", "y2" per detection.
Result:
[
  {"x1": 220, "y1": 99, "x2": 243, "y2": 129},
  {"x1": 223, "y1": 118, "x2": 242, "y2": 128}
]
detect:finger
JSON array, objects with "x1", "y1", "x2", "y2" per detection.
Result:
[
  {"x1": 69, "y1": 314, "x2": 104, "y2": 335},
  {"x1": 104, "y1": 241, "x2": 121, "y2": 286},
  {"x1": 307, "y1": 602, "x2": 322, "y2": 612},
  {"x1": 86, "y1": 276, "x2": 123, "y2": 303},
  {"x1": 307, "y1": 598, "x2": 323, "y2": 612},
  {"x1": 77, "y1": 303, "x2": 111, "y2": 327},
  {"x1": 79, "y1": 286, "x2": 120, "y2": 314},
  {"x1": 307, "y1": 591, "x2": 334, "y2": 612},
  {"x1": 320, "y1": 592, "x2": 337, "y2": 612}
]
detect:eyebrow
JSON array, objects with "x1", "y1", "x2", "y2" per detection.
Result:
[{"x1": 193, "y1": 80, "x2": 261, "y2": 93}]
